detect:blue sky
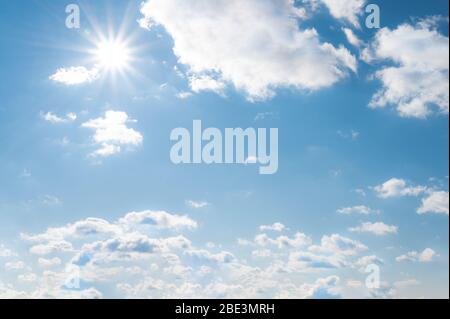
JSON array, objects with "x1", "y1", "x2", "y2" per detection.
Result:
[{"x1": 0, "y1": 0, "x2": 448, "y2": 298}]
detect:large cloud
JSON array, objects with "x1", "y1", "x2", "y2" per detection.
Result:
[
  {"x1": 139, "y1": 0, "x2": 357, "y2": 101},
  {"x1": 367, "y1": 21, "x2": 449, "y2": 118}
]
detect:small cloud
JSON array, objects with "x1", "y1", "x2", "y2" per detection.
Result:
[
  {"x1": 176, "y1": 91, "x2": 193, "y2": 99},
  {"x1": 186, "y1": 200, "x2": 209, "y2": 209},
  {"x1": 349, "y1": 222, "x2": 398, "y2": 236},
  {"x1": 49, "y1": 66, "x2": 99, "y2": 85},
  {"x1": 259, "y1": 223, "x2": 286, "y2": 232},
  {"x1": 189, "y1": 75, "x2": 226, "y2": 96},
  {"x1": 373, "y1": 178, "x2": 427, "y2": 198},
  {"x1": 82, "y1": 111, "x2": 143, "y2": 158},
  {"x1": 396, "y1": 248, "x2": 438, "y2": 263},
  {"x1": 41, "y1": 111, "x2": 77, "y2": 124},
  {"x1": 337, "y1": 205, "x2": 379, "y2": 215}
]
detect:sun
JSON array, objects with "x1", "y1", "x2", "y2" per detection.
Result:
[{"x1": 94, "y1": 39, "x2": 131, "y2": 71}]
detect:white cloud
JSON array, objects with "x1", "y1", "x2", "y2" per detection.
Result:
[
  {"x1": 337, "y1": 205, "x2": 379, "y2": 215},
  {"x1": 189, "y1": 75, "x2": 226, "y2": 96},
  {"x1": 373, "y1": 178, "x2": 427, "y2": 198},
  {"x1": 41, "y1": 112, "x2": 77, "y2": 124},
  {"x1": 255, "y1": 232, "x2": 312, "y2": 249},
  {"x1": 349, "y1": 222, "x2": 398, "y2": 236},
  {"x1": 368, "y1": 22, "x2": 449, "y2": 118},
  {"x1": 82, "y1": 111, "x2": 143, "y2": 158},
  {"x1": 320, "y1": 0, "x2": 366, "y2": 28},
  {"x1": 6, "y1": 207, "x2": 435, "y2": 298},
  {"x1": 396, "y1": 248, "x2": 437, "y2": 263},
  {"x1": 342, "y1": 27, "x2": 362, "y2": 47},
  {"x1": 309, "y1": 234, "x2": 367, "y2": 256},
  {"x1": 417, "y1": 191, "x2": 449, "y2": 215},
  {"x1": 186, "y1": 200, "x2": 209, "y2": 209},
  {"x1": 139, "y1": 0, "x2": 356, "y2": 101},
  {"x1": 259, "y1": 223, "x2": 286, "y2": 232},
  {"x1": 49, "y1": 66, "x2": 99, "y2": 85},
  {"x1": 175, "y1": 91, "x2": 193, "y2": 99},
  {"x1": 5, "y1": 261, "x2": 25, "y2": 270},
  {"x1": 118, "y1": 210, "x2": 198, "y2": 231}
]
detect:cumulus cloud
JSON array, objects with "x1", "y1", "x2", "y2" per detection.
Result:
[
  {"x1": 349, "y1": 222, "x2": 398, "y2": 236},
  {"x1": 337, "y1": 205, "x2": 379, "y2": 215},
  {"x1": 8, "y1": 208, "x2": 379, "y2": 298},
  {"x1": 118, "y1": 210, "x2": 198, "y2": 231},
  {"x1": 320, "y1": 0, "x2": 366, "y2": 28},
  {"x1": 308, "y1": 234, "x2": 367, "y2": 256},
  {"x1": 49, "y1": 66, "x2": 99, "y2": 85},
  {"x1": 367, "y1": 21, "x2": 449, "y2": 118},
  {"x1": 82, "y1": 111, "x2": 143, "y2": 157},
  {"x1": 373, "y1": 178, "x2": 427, "y2": 198},
  {"x1": 417, "y1": 191, "x2": 449, "y2": 215},
  {"x1": 259, "y1": 223, "x2": 286, "y2": 232},
  {"x1": 396, "y1": 248, "x2": 437, "y2": 263},
  {"x1": 139, "y1": 0, "x2": 357, "y2": 101},
  {"x1": 254, "y1": 232, "x2": 312, "y2": 249}
]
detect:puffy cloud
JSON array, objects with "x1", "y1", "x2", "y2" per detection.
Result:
[
  {"x1": 3, "y1": 209, "x2": 418, "y2": 298},
  {"x1": 118, "y1": 210, "x2": 198, "y2": 230},
  {"x1": 337, "y1": 205, "x2": 379, "y2": 215},
  {"x1": 49, "y1": 66, "x2": 99, "y2": 85},
  {"x1": 309, "y1": 234, "x2": 367, "y2": 256},
  {"x1": 320, "y1": 0, "x2": 366, "y2": 27},
  {"x1": 82, "y1": 111, "x2": 143, "y2": 157},
  {"x1": 367, "y1": 22, "x2": 449, "y2": 118},
  {"x1": 396, "y1": 248, "x2": 437, "y2": 263},
  {"x1": 29, "y1": 240, "x2": 74, "y2": 256},
  {"x1": 349, "y1": 222, "x2": 398, "y2": 236},
  {"x1": 139, "y1": 0, "x2": 357, "y2": 101},
  {"x1": 417, "y1": 191, "x2": 449, "y2": 215},
  {"x1": 373, "y1": 178, "x2": 427, "y2": 198},
  {"x1": 259, "y1": 223, "x2": 286, "y2": 232},
  {"x1": 254, "y1": 232, "x2": 312, "y2": 249}
]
